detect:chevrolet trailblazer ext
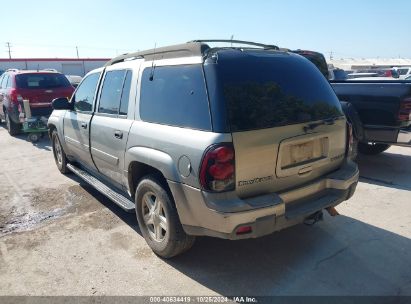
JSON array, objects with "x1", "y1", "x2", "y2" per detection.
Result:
[{"x1": 48, "y1": 40, "x2": 359, "y2": 258}]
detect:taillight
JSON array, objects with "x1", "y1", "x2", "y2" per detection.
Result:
[
  {"x1": 346, "y1": 122, "x2": 354, "y2": 157},
  {"x1": 9, "y1": 89, "x2": 23, "y2": 105},
  {"x1": 199, "y1": 144, "x2": 235, "y2": 192},
  {"x1": 398, "y1": 97, "x2": 411, "y2": 122}
]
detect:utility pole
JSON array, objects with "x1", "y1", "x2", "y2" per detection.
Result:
[
  {"x1": 76, "y1": 46, "x2": 79, "y2": 59},
  {"x1": 6, "y1": 42, "x2": 11, "y2": 59}
]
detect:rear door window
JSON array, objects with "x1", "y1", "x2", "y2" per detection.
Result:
[
  {"x1": 6, "y1": 75, "x2": 13, "y2": 88},
  {"x1": 140, "y1": 64, "x2": 211, "y2": 130},
  {"x1": 98, "y1": 70, "x2": 126, "y2": 115},
  {"x1": 15, "y1": 73, "x2": 71, "y2": 89}
]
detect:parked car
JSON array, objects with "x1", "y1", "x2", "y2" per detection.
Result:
[
  {"x1": 65, "y1": 75, "x2": 82, "y2": 87},
  {"x1": 347, "y1": 72, "x2": 379, "y2": 79},
  {"x1": 347, "y1": 77, "x2": 399, "y2": 81},
  {"x1": 394, "y1": 67, "x2": 411, "y2": 79},
  {"x1": 48, "y1": 40, "x2": 359, "y2": 258},
  {"x1": 294, "y1": 51, "x2": 411, "y2": 155},
  {"x1": 328, "y1": 68, "x2": 347, "y2": 80},
  {"x1": 331, "y1": 79, "x2": 411, "y2": 154},
  {"x1": 0, "y1": 70, "x2": 74, "y2": 135},
  {"x1": 355, "y1": 68, "x2": 400, "y2": 78}
]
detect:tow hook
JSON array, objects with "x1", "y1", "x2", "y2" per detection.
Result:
[
  {"x1": 326, "y1": 206, "x2": 340, "y2": 216},
  {"x1": 304, "y1": 211, "x2": 323, "y2": 226}
]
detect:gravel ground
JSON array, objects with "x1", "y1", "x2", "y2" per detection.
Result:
[{"x1": 0, "y1": 124, "x2": 410, "y2": 296}]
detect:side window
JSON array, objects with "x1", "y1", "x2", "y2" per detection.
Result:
[
  {"x1": 1, "y1": 75, "x2": 9, "y2": 89},
  {"x1": 139, "y1": 65, "x2": 211, "y2": 130},
  {"x1": 73, "y1": 72, "x2": 101, "y2": 112},
  {"x1": 98, "y1": 70, "x2": 126, "y2": 114},
  {"x1": 119, "y1": 70, "x2": 132, "y2": 115}
]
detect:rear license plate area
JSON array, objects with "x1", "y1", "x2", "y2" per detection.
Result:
[{"x1": 277, "y1": 137, "x2": 329, "y2": 177}]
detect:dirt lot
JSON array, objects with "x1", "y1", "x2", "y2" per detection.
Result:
[{"x1": 0, "y1": 124, "x2": 410, "y2": 296}]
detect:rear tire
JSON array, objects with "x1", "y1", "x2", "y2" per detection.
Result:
[
  {"x1": 5, "y1": 112, "x2": 21, "y2": 136},
  {"x1": 51, "y1": 130, "x2": 69, "y2": 174},
  {"x1": 135, "y1": 174, "x2": 195, "y2": 258},
  {"x1": 358, "y1": 142, "x2": 391, "y2": 155}
]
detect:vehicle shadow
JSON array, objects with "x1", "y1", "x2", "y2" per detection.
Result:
[
  {"x1": 357, "y1": 148, "x2": 411, "y2": 191},
  {"x1": 66, "y1": 175, "x2": 141, "y2": 234},
  {"x1": 165, "y1": 215, "x2": 411, "y2": 296},
  {"x1": 68, "y1": 171, "x2": 411, "y2": 295},
  {"x1": 0, "y1": 123, "x2": 51, "y2": 151}
]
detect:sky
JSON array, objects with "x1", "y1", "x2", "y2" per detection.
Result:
[{"x1": 2, "y1": 0, "x2": 410, "y2": 59}]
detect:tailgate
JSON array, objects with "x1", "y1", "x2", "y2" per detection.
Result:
[
  {"x1": 19, "y1": 87, "x2": 73, "y2": 108},
  {"x1": 233, "y1": 118, "x2": 347, "y2": 198},
  {"x1": 15, "y1": 73, "x2": 74, "y2": 108}
]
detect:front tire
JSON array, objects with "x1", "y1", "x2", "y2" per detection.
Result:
[
  {"x1": 51, "y1": 130, "x2": 69, "y2": 174},
  {"x1": 358, "y1": 142, "x2": 391, "y2": 155},
  {"x1": 135, "y1": 175, "x2": 195, "y2": 258},
  {"x1": 5, "y1": 112, "x2": 21, "y2": 136}
]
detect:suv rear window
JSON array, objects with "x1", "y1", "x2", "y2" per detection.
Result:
[
  {"x1": 140, "y1": 64, "x2": 211, "y2": 130},
  {"x1": 15, "y1": 73, "x2": 71, "y2": 89},
  {"x1": 208, "y1": 52, "x2": 343, "y2": 132}
]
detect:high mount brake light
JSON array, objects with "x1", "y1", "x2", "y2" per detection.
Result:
[{"x1": 199, "y1": 144, "x2": 235, "y2": 192}]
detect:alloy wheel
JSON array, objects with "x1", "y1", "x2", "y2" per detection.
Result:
[{"x1": 142, "y1": 191, "x2": 168, "y2": 242}]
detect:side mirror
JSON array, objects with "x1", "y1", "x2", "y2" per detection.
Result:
[{"x1": 52, "y1": 97, "x2": 73, "y2": 110}]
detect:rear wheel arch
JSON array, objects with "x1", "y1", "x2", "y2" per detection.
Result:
[{"x1": 128, "y1": 161, "x2": 171, "y2": 199}]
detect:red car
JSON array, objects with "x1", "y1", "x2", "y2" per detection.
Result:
[{"x1": 0, "y1": 70, "x2": 74, "y2": 135}]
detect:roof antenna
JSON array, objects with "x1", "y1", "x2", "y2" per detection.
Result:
[{"x1": 149, "y1": 42, "x2": 157, "y2": 81}]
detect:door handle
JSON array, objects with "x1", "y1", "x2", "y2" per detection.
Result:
[
  {"x1": 81, "y1": 122, "x2": 87, "y2": 129},
  {"x1": 114, "y1": 130, "x2": 123, "y2": 139}
]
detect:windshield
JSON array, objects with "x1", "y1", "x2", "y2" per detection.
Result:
[
  {"x1": 16, "y1": 73, "x2": 71, "y2": 89},
  {"x1": 207, "y1": 51, "x2": 343, "y2": 132}
]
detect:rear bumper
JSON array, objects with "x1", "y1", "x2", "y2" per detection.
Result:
[
  {"x1": 7, "y1": 102, "x2": 52, "y2": 125},
  {"x1": 397, "y1": 126, "x2": 411, "y2": 146},
  {"x1": 169, "y1": 160, "x2": 359, "y2": 240},
  {"x1": 363, "y1": 124, "x2": 411, "y2": 146}
]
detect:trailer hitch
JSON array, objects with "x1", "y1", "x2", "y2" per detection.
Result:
[{"x1": 304, "y1": 211, "x2": 323, "y2": 226}]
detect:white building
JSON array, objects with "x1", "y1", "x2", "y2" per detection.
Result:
[
  {"x1": 0, "y1": 58, "x2": 109, "y2": 76},
  {"x1": 329, "y1": 58, "x2": 411, "y2": 70}
]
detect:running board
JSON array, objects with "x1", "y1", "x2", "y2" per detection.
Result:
[{"x1": 67, "y1": 163, "x2": 135, "y2": 212}]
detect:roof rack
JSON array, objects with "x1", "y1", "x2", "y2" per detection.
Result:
[
  {"x1": 105, "y1": 39, "x2": 280, "y2": 67},
  {"x1": 105, "y1": 42, "x2": 209, "y2": 67},
  {"x1": 189, "y1": 39, "x2": 279, "y2": 50}
]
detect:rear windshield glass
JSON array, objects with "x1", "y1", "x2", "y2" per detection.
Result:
[
  {"x1": 15, "y1": 73, "x2": 71, "y2": 89},
  {"x1": 210, "y1": 52, "x2": 343, "y2": 132}
]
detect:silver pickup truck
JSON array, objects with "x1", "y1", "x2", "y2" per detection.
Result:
[{"x1": 48, "y1": 40, "x2": 359, "y2": 258}]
